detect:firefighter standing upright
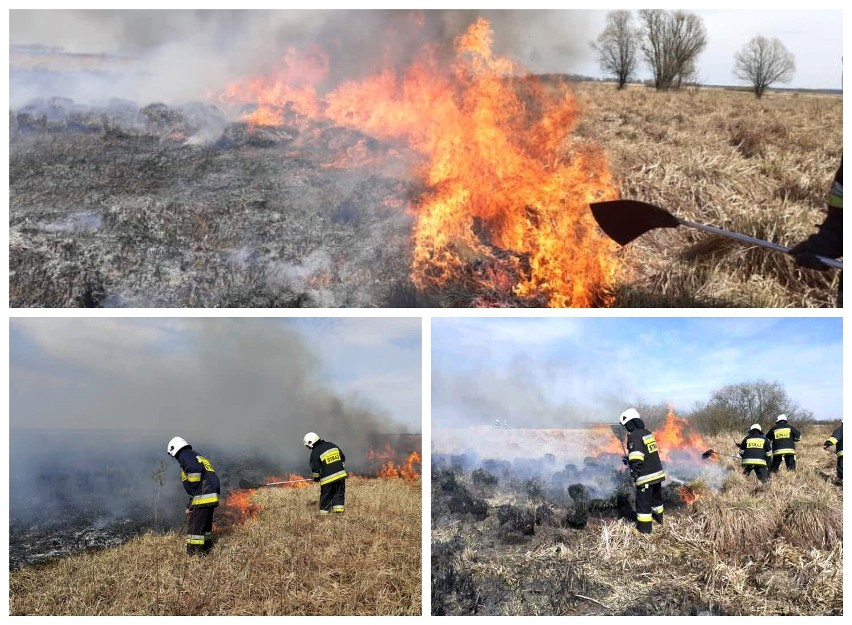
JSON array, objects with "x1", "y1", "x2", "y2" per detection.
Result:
[
  {"x1": 167, "y1": 436, "x2": 220, "y2": 555},
  {"x1": 765, "y1": 414, "x2": 802, "y2": 473},
  {"x1": 737, "y1": 423, "x2": 772, "y2": 483},
  {"x1": 823, "y1": 422, "x2": 843, "y2": 482},
  {"x1": 304, "y1": 432, "x2": 347, "y2": 514},
  {"x1": 620, "y1": 408, "x2": 666, "y2": 534}
]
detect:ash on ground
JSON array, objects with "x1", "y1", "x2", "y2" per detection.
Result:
[
  {"x1": 10, "y1": 98, "x2": 425, "y2": 308},
  {"x1": 431, "y1": 453, "x2": 703, "y2": 616}
]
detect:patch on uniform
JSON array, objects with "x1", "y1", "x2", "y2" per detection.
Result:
[
  {"x1": 643, "y1": 433, "x2": 658, "y2": 454},
  {"x1": 747, "y1": 439, "x2": 764, "y2": 448},
  {"x1": 774, "y1": 428, "x2": 791, "y2": 439},
  {"x1": 321, "y1": 448, "x2": 342, "y2": 464}
]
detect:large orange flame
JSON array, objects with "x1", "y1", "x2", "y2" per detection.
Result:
[{"x1": 216, "y1": 17, "x2": 621, "y2": 307}]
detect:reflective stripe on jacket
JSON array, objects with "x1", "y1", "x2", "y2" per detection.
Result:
[
  {"x1": 627, "y1": 427, "x2": 666, "y2": 487},
  {"x1": 177, "y1": 447, "x2": 220, "y2": 508},
  {"x1": 310, "y1": 440, "x2": 347, "y2": 486},
  {"x1": 739, "y1": 431, "x2": 772, "y2": 466},
  {"x1": 765, "y1": 422, "x2": 801, "y2": 456}
]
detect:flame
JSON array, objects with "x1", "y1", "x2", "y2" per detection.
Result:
[
  {"x1": 367, "y1": 446, "x2": 422, "y2": 482},
  {"x1": 220, "y1": 488, "x2": 261, "y2": 526},
  {"x1": 654, "y1": 407, "x2": 707, "y2": 462},
  {"x1": 266, "y1": 473, "x2": 312, "y2": 488},
  {"x1": 216, "y1": 17, "x2": 621, "y2": 307},
  {"x1": 676, "y1": 485, "x2": 703, "y2": 505}
]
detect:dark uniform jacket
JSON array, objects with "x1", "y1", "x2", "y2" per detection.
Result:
[
  {"x1": 176, "y1": 447, "x2": 220, "y2": 508},
  {"x1": 765, "y1": 421, "x2": 802, "y2": 456},
  {"x1": 626, "y1": 421, "x2": 666, "y2": 487},
  {"x1": 738, "y1": 430, "x2": 772, "y2": 466},
  {"x1": 825, "y1": 424, "x2": 843, "y2": 457},
  {"x1": 310, "y1": 440, "x2": 347, "y2": 486}
]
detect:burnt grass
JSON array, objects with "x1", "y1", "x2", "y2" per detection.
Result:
[
  {"x1": 10, "y1": 99, "x2": 427, "y2": 307},
  {"x1": 431, "y1": 463, "x2": 696, "y2": 616}
]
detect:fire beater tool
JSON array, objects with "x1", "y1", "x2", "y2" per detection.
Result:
[
  {"x1": 701, "y1": 449, "x2": 740, "y2": 461},
  {"x1": 238, "y1": 477, "x2": 313, "y2": 489},
  {"x1": 608, "y1": 423, "x2": 628, "y2": 456},
  {"x1": 589, "y1": 199, "x2": 843, "y2": 270}
]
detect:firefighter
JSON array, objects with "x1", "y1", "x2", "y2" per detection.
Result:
[
  {"x1": 166, "y1": 436, "x2": 220, "y2": 555},
  {"x1": 737, "y1": 423, "x2": 772, "y2": 483},
  {"x1": 789, "y1": 157, "x2": 842, "y2": 305},
  {"x1": 304, "y1": 432, "x2": 347, "y2": 514},
  {"x1": 620, "y1": 408, "x2": 666, "y2": 534},
  {"x1": 765, "y1": 414, "x2": 802, "y2": 473},
  {"x1": 823, "y1": 422, "x2": 843, "y2": 482}
]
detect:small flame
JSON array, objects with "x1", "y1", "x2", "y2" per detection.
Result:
[
  {"x1": 676, "y1": 484, "x2": 705, "y2": 505},
  {"x1": 368, "y1": 446, "x2": 422, "y2": 482},
  {"x1": 220, "y1": 489, "x2": 261, "y2": 527}
]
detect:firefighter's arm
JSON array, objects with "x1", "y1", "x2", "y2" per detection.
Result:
[
  {"x1": 792, "y1": 427, "x2": 802, "y2": 443},
  {"x1": 310, "y1": 451, "x2": 321, "y2": 482},
  {"x1": 181, "y1": 455, "x2": 203, "y2": 498},
  {"x1": 626, "y1": 438, "x2": 644, "y2": 479}
]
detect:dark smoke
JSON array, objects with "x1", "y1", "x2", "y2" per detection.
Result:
[
  {"x1": 10, "y1": 9, "x2": 597, "y2": 108},
  {"x1": 9, "y1": 318, "x2": 420, "y2": 565}
]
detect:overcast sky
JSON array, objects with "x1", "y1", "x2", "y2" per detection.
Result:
[
  {"x1": 9, "y1": 317, "x2": 422, "y2": 435},
  {"x1": 8, "y1": 9, "x2": 843, "y2": 92},
  {"x1": 432, "y1": 317, "x2": 842, "y2": 428}
]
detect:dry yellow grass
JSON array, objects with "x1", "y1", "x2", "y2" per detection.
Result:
[
  {"x1": 569, "y1": 83, "x2": 842, "y2": 307},
  {"x1": 10, "y1": 477, "x2": 421, "y2": 616},
  {"x1": 433, "y1": 425, "x2": 842, "y2": 615}
]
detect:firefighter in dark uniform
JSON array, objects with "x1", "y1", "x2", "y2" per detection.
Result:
[
  {"x1": 737, "y1": 423, "x2": 772, "y2": 483},
  {"x1": 765, "y1": 414, "x2": 802, "y2": 473},
  {"x1": 304, "y1": 432, "x2": 347, "y2": 514},
  {"x1": 167, "y1": 436, "x2": 220, "y2": 555},
  {"x1": 790, "y1": 157, "x2": 842, "y2": 306},
  {"x1": 823, "y1": 422, "x2": 843, "y2": 482},
  {"x1": 620, "y1": 408, "x2": 666, "y2": 534}
]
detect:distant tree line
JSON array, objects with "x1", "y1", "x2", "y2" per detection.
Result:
[
  {"x1": 591, "y1": 10, "x2": 796, "y2": 97},
  {"x1": 630, "y1": 379, "x2": 827, "y2": 436}
]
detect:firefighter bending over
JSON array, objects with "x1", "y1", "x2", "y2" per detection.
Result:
[
  {"x1": 823, "y1": 421, "x2": 843, "y2": 482},
  {"x1": 737, "y1": 423, "x2": 772, "y2": 483},
  {"x1": 167, "y1": 436, "x2": 220, "y2": 555},
  {"x1": 765, "y1": 414, "x2": 801, "y2": 473},
  {"x1": 304, "y1": 432, "x2": 347, "y2": 514},
  {"x1": 620, "y1": 408, "x2": 666, "y2": 534}
]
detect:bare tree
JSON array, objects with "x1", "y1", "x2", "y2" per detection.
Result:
[
  {"x1": 590, "y1": 10, "x2": 639, "y2": 89},
  {"x1": 639, "y1": 9, "x2": 707, "y2": 91},
  {"x1": 689, "y1": 380, "x2": 813, "y2": 435},
  {"x1": 733, "y1": 35, "x2": 796, "y2": 98}
]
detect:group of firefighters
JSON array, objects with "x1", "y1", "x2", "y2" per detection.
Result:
[
  {"x1": 165, "y1": 432, "x2": 347, "y2": 555},
  {"x1": 619, "y1": 408, "x2": 843, "y2": 535}
]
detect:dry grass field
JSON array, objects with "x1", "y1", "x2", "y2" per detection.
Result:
[
  {"x1": 10, "y1": 477, "x2": 421, "y2": 616},
  {"x1": 571, "y1": 83, "x2": 842, "y2": 307},
  {"x1": 432, "y1": 424, "x2": 841, "y2": 615}
]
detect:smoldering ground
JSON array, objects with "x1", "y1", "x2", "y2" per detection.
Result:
[{"x1": 9, "y1": 318, "x2": 420, "y2": 568}]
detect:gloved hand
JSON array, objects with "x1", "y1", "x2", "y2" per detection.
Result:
[
  {"x1": 824, "y1": 444, "x2": 832, "y2": 451},
  {"x1": 630, "y1": 469, "x2": 640, "y2": 481},
  {"x1": 789, "y1": 207, "x2": 843, "y2": 271},
  {"x1": 622, "y1": 456, "x2": 629, "y2": 466},
  {"x1": 185, "y1": 508, "x2": 192, "y2": 516}
]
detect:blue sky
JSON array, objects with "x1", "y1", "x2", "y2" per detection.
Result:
[
  {"x1": 9, "y1": 318, "x2": 422, "y2": 435},
  {"x1": 432, "y1": 317, "x2": 842, "y2": 428}
]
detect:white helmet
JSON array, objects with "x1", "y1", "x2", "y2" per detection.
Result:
[
  {"x1": 303, "y1": 432, "x2": 320, "y2": 448},
  {"x1": 749, "y1": 423, "x2": 762, "y2": 432},
  {"x1": 167, "y1": 436, "x2": 190, "y2": 457},
  {"x1": 776, "y1": 414, "x2": 788, "y2": 422},
  {"x1": 619, "y1": 408, "x2": 641, "y2": 426}
]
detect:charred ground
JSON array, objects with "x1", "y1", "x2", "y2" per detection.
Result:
[
  {"x1": 431, "y1": 427, "x2": 842, "y2": 616},
  {"x1": 10, "y1": 100, "x2": 422, "y2": 307}
]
